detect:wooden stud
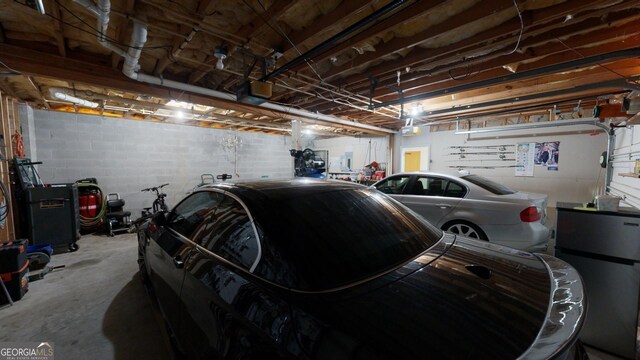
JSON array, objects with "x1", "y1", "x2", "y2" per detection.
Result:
[{"x1": 49, "y1": 0, "x2": 67, "y2": 57}]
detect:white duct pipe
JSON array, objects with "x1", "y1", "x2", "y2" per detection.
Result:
[
  {"x1": 49, "y1": 88, "x2": 99, "y2": 108},
  {"x1": 122, "y1": 21, "x2": 148, "y2": 78},
  {"x1": 133, "y1": 73, "x2": 394, "y2": 133},
  {"x1": 74, "y1": 0, "x2": 396, "y2": 134},
  {"x1": 73, "y1": 0, "x2": 127, "y2": 57}
]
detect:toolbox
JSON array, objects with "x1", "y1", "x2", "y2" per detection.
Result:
[
  {"x1": 0, "y1": 260, "x2": 29, "y2": 304},
  {"x1": 0, "y1": 239, "x2": 28, "y2": 273},
  {"x1": 26, "y1": 184, "x2": 80, "y2": 250}
]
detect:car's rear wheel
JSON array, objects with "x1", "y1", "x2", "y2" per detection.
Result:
[{"x1": 443, "y1": 221, "x2": 487, "y2": 240}]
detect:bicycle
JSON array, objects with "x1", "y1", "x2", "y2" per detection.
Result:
[{"x1": 141, "y1": 183, "x2": 169, "y2": 216}]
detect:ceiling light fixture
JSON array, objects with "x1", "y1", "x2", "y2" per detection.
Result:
[
  {"x1": 214, "y1": 47, "x2": 228, "y2": 70},
  {"x1": 410, "y1": 103, "x2": 423, "y2": 116},
  {"x1": 175, "y1": 111, "x2": 185, "y2": 119}
]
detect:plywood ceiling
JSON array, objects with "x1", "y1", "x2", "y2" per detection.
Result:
[{"x1": 0, "y1": 0, "x2": 639, "y2": 135}]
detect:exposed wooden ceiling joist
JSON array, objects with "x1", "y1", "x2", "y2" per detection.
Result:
[
  {"x1": 0, "y1": 0, "x2": 638, "y2": 131},
  {"x1": 0, "y1": 43, "x2": 386, "y2": 134}
]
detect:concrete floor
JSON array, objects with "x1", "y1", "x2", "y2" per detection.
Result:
[
  {"x1": 0, "y1": 234, "x2": 632, "y2": 360},
  {"x1": 0, "y1": 234, "x2": 172, "y2": 360}
]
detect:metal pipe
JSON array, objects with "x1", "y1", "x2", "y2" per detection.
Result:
[
  {"x1": 260, "y1": 0, "x2": 409, "y2": 81},
  {"x1": 175, "y1": 55, "x2": 400, "y2": 117},
  {"x1": 371, "y1": 48, "x2": 640, "y2": 109},
  {"x1": 122, "y1": 21, "x2": 148, "y2": 78},
  {"x1": 77, "y1": 0, "x2": 395, "y2": 134}
]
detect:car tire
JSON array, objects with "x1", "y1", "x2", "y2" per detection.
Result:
[{"x1": 442, "y1": 221, "x2": 488, "y2": 240}]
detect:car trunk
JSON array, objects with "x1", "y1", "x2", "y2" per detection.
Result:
[{"x1": 290, "y1": 236, "x2": 551, "y2": 359}]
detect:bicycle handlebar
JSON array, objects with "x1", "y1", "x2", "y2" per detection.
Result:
[{"x1": 141, "y1": 183, "x2": 170, "y2": 192}]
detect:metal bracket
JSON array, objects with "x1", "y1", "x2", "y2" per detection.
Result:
[
  {"x1": 387, "y1": 85, "x2": 404, "y2": 119},
  {"x1": 238, "y1": 48, "x2": 268, "y2": 81},
  {"x1": 367, "y1": 76, "x2": 378, "y2": 110}
]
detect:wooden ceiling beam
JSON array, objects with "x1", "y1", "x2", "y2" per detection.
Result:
[
  {"x1": 195, "y1": 0, "x2": 215, "y2": 16},
  {"x1": 413, "y1": 61, "x2": 640, "y2": 111},
  {"x1": 187, "y1": 55, "x2": 215, "y2": 84},
  {"x1": 319, "y1": 0, "x2": 516, "y2": 80},
  {"x1": 48, "y1": 0, "x2": 67, "y2": 57},
  {"x1": 154, "y1": 0, "x2": 222, "y2": 77},
  {"x1": 154, "y1": 26, "x2": 197, "y2": 76},
  {"x1": 299, "y1": 1, "x2": 639, "y2": 109},
  {"x1": 281, "y1": 0, "x2": 372, "y2": 54},
  {"x1": 420, "y1": 90, "x2": 619, "y2": 120},
  {"x1": 329, "y1": 68, "x2": 634, "y2": 119},
  {"x1": 0, "y1": 43, "x2": 388, "y2": 135},
  {"x1": 288, "y1": 0, "x2": 446, "y2": 72},
  {"x1": 311, "y1": 18, "x2": 640, "y2": 113},
  {"x1": 26, "y1": 76, "x2": 49, "y2": 109},
  {"x1": 188, "y1": 0, "x2": 295, "y2": 85},
  {"x1": 237, "y1": 0, "x2": 296, "y2": 40},
  {"x1": 377, "y1": 38, "x2": 640, "y2": 104},
  {"x1": 321, "y1": 0, "x2": 626, "y2": 82}
]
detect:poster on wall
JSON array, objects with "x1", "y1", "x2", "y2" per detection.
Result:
[
  {"x1": 534, "y1": 141, "x2": 560, "y2": 171},
  {"x1": 516, "y1": 143, "x2": 535, "y2": 177}
]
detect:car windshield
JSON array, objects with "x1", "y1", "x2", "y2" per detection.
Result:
[
  {"x1": 252, "y1": 188, "x2": 442, "y2": 291},
  {"x1": 462, "y1": 174, "x2": 516, "y2": 195}
]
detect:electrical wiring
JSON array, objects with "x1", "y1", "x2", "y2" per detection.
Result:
[
  {"x1": 12, "y1": 0, "x2": 173, "y2": 51},
  {"x1": 506, "y1": 0, "x2": 524, "y2": 56},
  {"x1": 244, "y1": 0, "x2": 326, "y2": 83},
  {"x1": 448, "y1": 62, "x2": 478, "y2": 81},
  {"x1": 0, "y1": 59, "x2": 21, "y2": 74}
]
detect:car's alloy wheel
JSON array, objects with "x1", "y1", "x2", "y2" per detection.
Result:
[{"x1": 446, "y1": 222, "x2": 486, "y2": 240}]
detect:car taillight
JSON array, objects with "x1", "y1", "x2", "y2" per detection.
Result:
[{"x1": 520, "y1": 206, "x2": 541, "y2": 222}]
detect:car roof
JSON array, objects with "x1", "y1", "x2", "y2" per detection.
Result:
[
  {"x1": 200, "y1": 178, "x2": 368, "y2": 202},
  {"x1": 386, "y1": 171, "x2": 468, "y2": 179}
]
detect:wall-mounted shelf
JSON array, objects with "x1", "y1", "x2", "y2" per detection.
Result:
[{"x1": 618, "y1": 172, "x2": 640, "y2": 178}]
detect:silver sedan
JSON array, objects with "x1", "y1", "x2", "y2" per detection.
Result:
[{"x1": 372, "y1": 172, "x2": 550, "y2": 251}]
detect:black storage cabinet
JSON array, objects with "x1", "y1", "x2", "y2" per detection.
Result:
[{"x1": 26, "y1": 184, "x2": 80, "y2": 250}]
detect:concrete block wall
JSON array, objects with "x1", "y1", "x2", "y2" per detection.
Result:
[{"x1": 27, "y1": 109, "x2": 293, "y2": 215}]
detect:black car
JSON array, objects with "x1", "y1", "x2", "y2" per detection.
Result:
[{"x1": 137, "y1": 179, "x2": 587, "y2": 359}]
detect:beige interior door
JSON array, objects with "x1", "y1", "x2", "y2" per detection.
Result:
[{"x1": 404, "y1": 151, "x2": 421, "y2": 172}]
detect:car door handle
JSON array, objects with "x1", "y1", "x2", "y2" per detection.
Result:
[
  {"x1": 173, "y1": 256, "x2": 184, "y2": 269},
  {"x1": 435, "y1": 203, "x2": 451, "y2": 209}
]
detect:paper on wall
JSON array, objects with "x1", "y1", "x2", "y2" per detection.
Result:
[{"x1": 516, "y1": 143, "x2": 535, "y2": 177}]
